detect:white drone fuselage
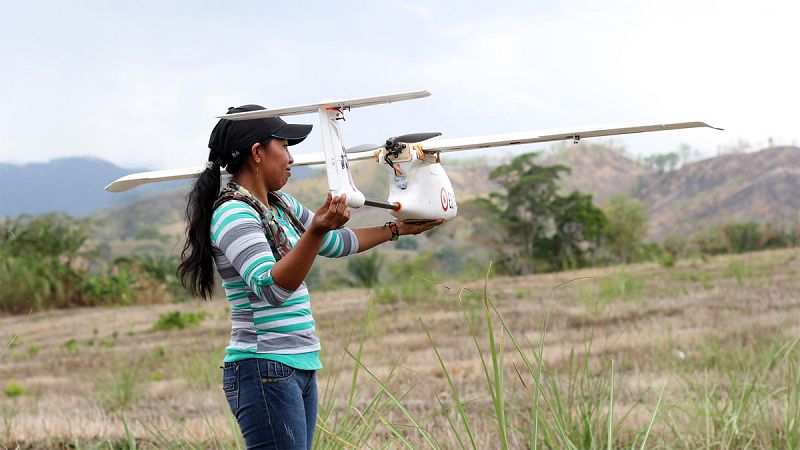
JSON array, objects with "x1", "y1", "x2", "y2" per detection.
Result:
[{"x1": 379, "y1": 146, "x2": 458, "y2": 222}]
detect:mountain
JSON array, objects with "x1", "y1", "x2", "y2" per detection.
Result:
[
  {"x1": 537, "y1": 145, "x2": 799, "y2": 240},
  {"x1": 0, "y1": 157, "x2": 315, "y2": 218},
  {"x1": 0, "y1": 157, "x2": 189, "y2": 217},
  {"x1": 636, "y1": 146, "x2": 800, "y2": 240}
]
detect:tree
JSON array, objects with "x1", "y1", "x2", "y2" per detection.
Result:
[
  {"x1": 643, "y1": 152, "x2": 680, "y2": 173},
  {"x1": 479, "y1": 152, "x2": 608, "y2": 273},
  {"x1": 541, "y1": 192, "x2": 607, "y2": 269},
  {"x1": 603, "y1": 194, "x2": 649, "y2": 263},
  {"x1": 487, "y1": 153, "x2": 569, "y2": 271}
]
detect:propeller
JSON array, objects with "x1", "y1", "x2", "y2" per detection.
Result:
[
  {"x1": 344, "y1": 132, "x2": 442, "y2": 154},
  {"x1": 345, "y1": 143, "x2": 382, "y2": 154},
  {"x1": 392, "y1": 132, "x2": 442, "y2": 144},
  {"x1": 385, "y1": 132, "x2": 442, "y2": 151}
]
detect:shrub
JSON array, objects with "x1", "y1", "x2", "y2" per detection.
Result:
[
  {"x1": 658, "y1": 253, "x2": 676, "y2": 268},
  {"x1": 80, "y1": 270, "x2": 136, "y2": 306},
  {"x1": 97, "y1": 361, "x2": 142, "y2": 412},
  {"x1": 603, "y1": 194, "x2": 649, "y2": 263},
  {"x1": 133, "y1": 254, "x2": 185, "y2": 300},
  {"x1": 347, "y1": 252, "x2": 384, "y2": 288},
  {"x1": 63, "y1": 339, "x2": 78, "y2": 354},
  {"x1": 152, "y1": 311, "x2": 208, "y2": 331},
  {"x1": 724, "y1": 222, "x2": 762, "y2": 253},
  {"x1": 4, "y1": 381, "x2": 25, "y2": 398}
]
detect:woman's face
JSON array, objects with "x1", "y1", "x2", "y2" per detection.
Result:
[{"x1": 257, "y1": 138, "x2": 294, "y2": 192}]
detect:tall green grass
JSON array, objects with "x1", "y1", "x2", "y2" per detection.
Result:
[
  {"x1": 663, "y1": 336, "x2": 800, "y2": 449},
  {"x1": 312, "y1": 264, "x2": 799, "y2": 448},
  {"x1": 314, "y1": 265, "x2": 665, "y2": 449},
  {"x1": 313, "y1": 299, "x2": 422, "y2": 449}
]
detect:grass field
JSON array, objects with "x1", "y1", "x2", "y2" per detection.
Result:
[{"x1": 1, "y1": 248, "x2": 798, "y2": 449}]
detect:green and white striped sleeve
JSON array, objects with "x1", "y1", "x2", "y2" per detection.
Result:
[
  {"x1": 279, "y1": 192, "x2": 360, "y2": 258},
  {"x1": 210, "y1": 200, "x2": 300, "y2": 306}
]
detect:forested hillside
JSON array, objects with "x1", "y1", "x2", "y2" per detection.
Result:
[{"x1": 2, "y1": 145, "x2": 796, "y2": 313}]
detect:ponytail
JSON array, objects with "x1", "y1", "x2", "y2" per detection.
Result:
[{"x1": 178, "y1": 163, "x2": 221, "y2": 299}]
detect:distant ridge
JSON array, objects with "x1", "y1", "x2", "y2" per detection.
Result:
[
  {"x1": 0, "y1": 157, "x2": 189, "y2": 217},
  {"x1": 637, "y1": 146, "x2": 800, "y2": 240},
  {"x1": 0, "y1": 157, "x2": 315, "y2": 218},
  {"x1": 539, "y1": 145, "x2": 799, "y2": 240}
]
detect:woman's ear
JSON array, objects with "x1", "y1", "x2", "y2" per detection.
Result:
[{"x1": 250, "y1": 142, "x2": 262, "y2": 164}]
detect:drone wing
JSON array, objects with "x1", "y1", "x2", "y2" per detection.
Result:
[
  {"x1": 220, "y1": 90, "x2": 431, "y2": 121},
  {"x1": 419, "y1": 120, "x2": 723, "y2": 153},
  {"x1": 292, "y1": 149, "x2": 376, "y2": 166},
  {"x1": 105, "y1": 120, "x2": 721, "y2": 192},
  {"x1": 104, "y1": 166, "x2": 211, "y2": 192},
  {"x1": 104, "y1": 150, "x2": 378, "y2": 192}
]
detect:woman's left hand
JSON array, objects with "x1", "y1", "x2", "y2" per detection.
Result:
[{"x1": 396, "y1": 219, "x2": 445, "y2": 236}]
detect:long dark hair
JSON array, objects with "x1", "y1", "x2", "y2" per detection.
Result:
[
  {"x1": 177, "y1": 152, "x2": 248, "y2": 299},
  {"x1": 178, "y1": 164, "x2": 219, "y2": 299}
]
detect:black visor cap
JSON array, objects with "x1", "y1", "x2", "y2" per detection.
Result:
[
  {"x1": 264, "y1": 118, "x2": 313, "y2": 146},
  {"x1": 208, "y1": 105, "x2": 313, "y2": 166},
  {"x1": 225, "y1": 104, "x2": 313, "y2": 146}
]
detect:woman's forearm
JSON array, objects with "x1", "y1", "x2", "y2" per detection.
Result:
[
  {"x1": 269, "y1": 230, "x2": 327, "y2": 291},
  {"x1": 353, "y1": 219, "x2": 445, "y2": 253},
  {"x1": 353, "y1": 225, "x2": 393, "y2": 253}
]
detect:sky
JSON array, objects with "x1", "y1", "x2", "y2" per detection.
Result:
[{"x1": 1, "y1": 0, "x2": 798, "y2": 170}]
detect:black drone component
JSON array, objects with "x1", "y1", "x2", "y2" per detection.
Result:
[{"x1": 381, "y1": 131, "x2": 442, "y2": 172}]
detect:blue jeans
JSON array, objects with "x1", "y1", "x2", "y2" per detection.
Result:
[{"x1": 222, "y1": 359, "x2": 318, "y2": 450}]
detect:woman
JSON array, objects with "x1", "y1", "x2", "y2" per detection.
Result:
[{"x1": 178, "y1": 104, "x2": 443, "y2": 449}]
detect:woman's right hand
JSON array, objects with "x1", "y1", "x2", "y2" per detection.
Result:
[{"x1": 309, "y1": 193, "x2": 350, "y2": 235}]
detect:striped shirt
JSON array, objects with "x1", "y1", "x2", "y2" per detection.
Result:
[{"x1": 210, "y1": 191, "x2": 359, "y2": 370}]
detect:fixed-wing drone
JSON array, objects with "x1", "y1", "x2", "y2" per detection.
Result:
[{"x1": 105, "y1": 90, "x2": 721, "y2": 221}]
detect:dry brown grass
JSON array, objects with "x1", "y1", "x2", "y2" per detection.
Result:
[{"x1": 0, "y1": 248, "x2": 798, "y2": 448}]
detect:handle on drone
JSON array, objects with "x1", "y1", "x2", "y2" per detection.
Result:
[{"x1": 364, "y1": 198, "x2": 401, "y2": 210}]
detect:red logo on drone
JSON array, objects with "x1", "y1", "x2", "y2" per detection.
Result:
[{"x1": 440, "y1": 187, "x2": 449, "y2": 211}]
